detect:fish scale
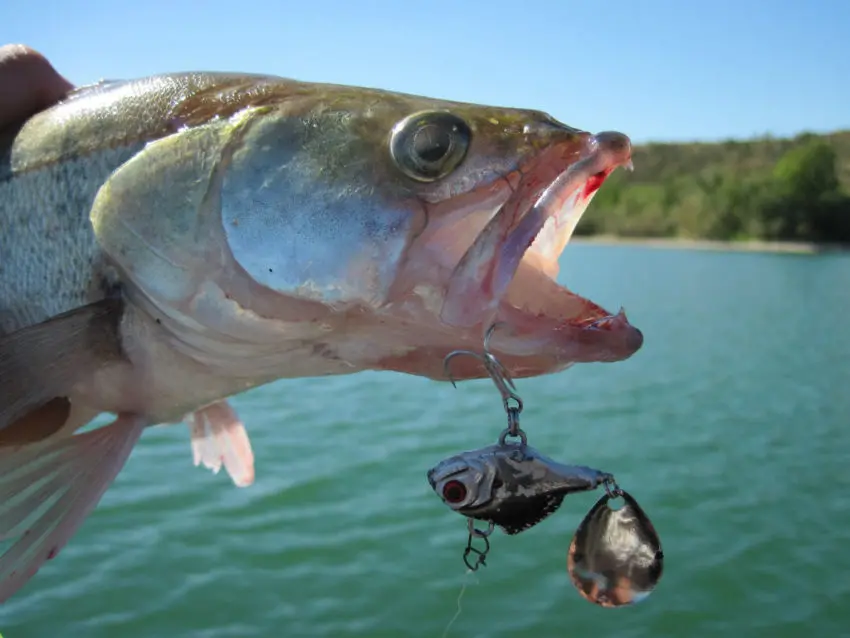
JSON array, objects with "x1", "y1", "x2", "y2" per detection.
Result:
[{"x1": 0, "y1": 146, "x2": 138, "y2": 334}]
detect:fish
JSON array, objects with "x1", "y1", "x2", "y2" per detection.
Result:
[
  {"x1": 427, "y1": 441, "x2": 611, "y2": 534},
  {"x1": 0, "y1": 71, "x2": 642, "y2": 601}
]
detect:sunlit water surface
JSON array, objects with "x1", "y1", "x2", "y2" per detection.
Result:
[{"x1": 2, "y1": 244, "x2": 849, "y2": 638}]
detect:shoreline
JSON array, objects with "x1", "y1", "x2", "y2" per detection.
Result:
[{"x1": 571, "y1": 235, "x2": 850, "y2": 254}]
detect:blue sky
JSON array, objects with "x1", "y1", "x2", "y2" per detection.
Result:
[{"x1": 4, "y1": 0, "x2": 848, "y2": 143}]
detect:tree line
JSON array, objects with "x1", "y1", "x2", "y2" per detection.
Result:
[{"x1": 579, "y1": 130, "x2": 850, "y2": 243}]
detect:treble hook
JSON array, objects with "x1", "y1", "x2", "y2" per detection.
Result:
[{"x1": 443, "y1": 323, "x2": 524, "y2": 413}]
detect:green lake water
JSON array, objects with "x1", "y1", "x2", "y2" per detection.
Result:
[{"x1": 1, "y1": 243, "x2": 848, "y2": 637}]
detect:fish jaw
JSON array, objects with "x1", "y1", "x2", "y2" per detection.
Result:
[
  {"x1": 441, "y1": 130, "x2": 633, "y2": 327},
  {"x1": 377, "y1": 131, "x2": 642, "y2": 380}
]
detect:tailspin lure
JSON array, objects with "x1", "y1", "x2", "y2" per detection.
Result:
[{"x1": 427, "y1": 325, "x2": 664, "y2": 607}]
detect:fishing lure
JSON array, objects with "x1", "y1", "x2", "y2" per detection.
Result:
[{"x1": 427, "y1": 325, "x2": 664, "y2": 607}]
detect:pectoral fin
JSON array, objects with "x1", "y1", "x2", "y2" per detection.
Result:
[
  {"x1": 0, "y1": 413, "x2": 145, "y2": 603},
  {"x1": 0, "y1": 298, "x2": 126, "y2": 435}
]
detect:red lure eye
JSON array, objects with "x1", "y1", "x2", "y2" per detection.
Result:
[{"x1": 442, "y1": 480, "x2": 467, "y2": 504}]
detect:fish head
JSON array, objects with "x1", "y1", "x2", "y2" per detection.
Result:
[
  {"x1": 89, "y1": 74, "x2": 641, "y2": 383},
  {"x1": 209, "y1": 79, "x2": 641, "y2": 380},
  {"x1": 426, "y1": 443, "x2": 611, "y2": 535}
]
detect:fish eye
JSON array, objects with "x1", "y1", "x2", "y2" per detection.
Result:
[
  {"x1": 390, "y1": 111, "x2": 472, "y2": 182},
  {"x1": 442, "y1": 479, "x2": 468, "y2": 504}
]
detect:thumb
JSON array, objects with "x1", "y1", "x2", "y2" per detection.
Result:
[{"x1": 0, "y1": 44, "x2": 74, "y2": 129}]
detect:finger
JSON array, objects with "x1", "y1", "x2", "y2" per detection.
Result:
[{"x1": 0, "y1": 44, "x2": 74, "y2": 128}]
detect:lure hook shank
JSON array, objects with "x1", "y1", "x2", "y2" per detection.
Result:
[{"x1": 443, "y1": 324, "x2": 524, "y2": 413}]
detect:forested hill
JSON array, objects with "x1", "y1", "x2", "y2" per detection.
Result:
[{"x1": 578, "y1": 130, "x2": 850, "y2": 243}]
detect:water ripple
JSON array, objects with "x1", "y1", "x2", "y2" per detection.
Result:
[{"x1": 2, "y1": 246, "x2": 849, "y2": 637}]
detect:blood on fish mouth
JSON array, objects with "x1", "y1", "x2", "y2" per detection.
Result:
[{"x1": 583, "y1": 170, "x2": 612, "y2": 199}]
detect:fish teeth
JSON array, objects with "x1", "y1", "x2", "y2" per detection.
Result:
[
  {"x1": 593, "y1": 316, "x2": 614, "y2": 329},
  {"x1": 586, "y1": 308, "x2": 628, "y2": 330}
]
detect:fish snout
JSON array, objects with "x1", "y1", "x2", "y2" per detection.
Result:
[{"x1": 588, "y1": 131, "x2": 633, "y2": 170}]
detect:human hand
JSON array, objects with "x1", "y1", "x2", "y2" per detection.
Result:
[{"x1": 0, "y1": 44, "x2": 73, "y2": 130}]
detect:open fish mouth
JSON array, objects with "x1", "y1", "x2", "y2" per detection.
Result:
[{"x1": 437, "y1": 130, "x2": 642, "y2": 373}]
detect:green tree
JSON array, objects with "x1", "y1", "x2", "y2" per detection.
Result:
[
  {"x1": 577, "y1": 130, "x2": 850, "y2": 243},
  {"x1": 760, "y1": 140, "x2": 849, "y2": 241}
]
